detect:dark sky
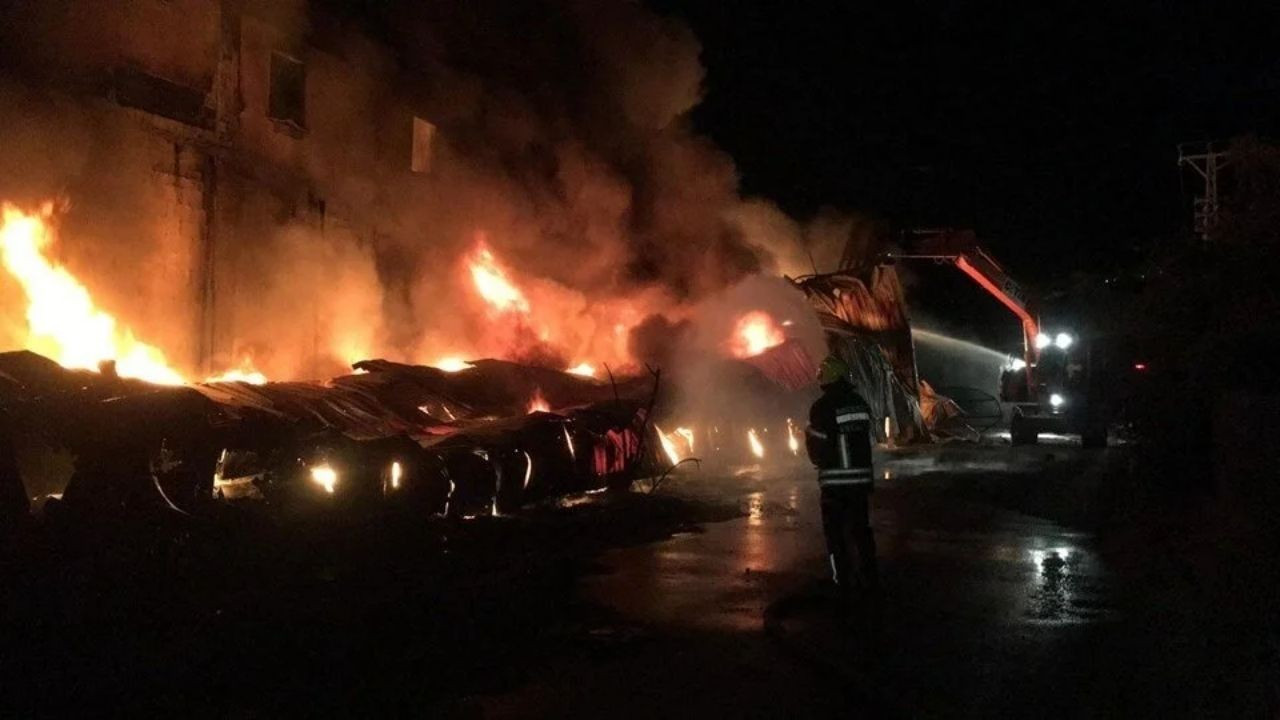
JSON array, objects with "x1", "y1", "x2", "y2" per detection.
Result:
[{"x1": 651, "y1": 0, "x2": 1280, "y2": 284}]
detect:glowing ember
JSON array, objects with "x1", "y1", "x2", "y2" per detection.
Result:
[
  {"x1": 527, "y1": 388, "x2": 551, "y2": 414},
  {"x1": 431, "y1": 357, "x2": 470, "y2": 373},
  {"x1": 729, "y1": 311, "x2": 786, "y2": 358},
  {"x1": 469, "y1": 241, "x2": 530, "y2": 315},
  {"x1": 786, "y1": 418, "x2": 800, "y2": 456},
  {"x1": 747, "y1": 428, "x2": 765, "y2": 459},
  {"x1": 310, "y1": 464, "x2": 338, "y2": 494},
  {"x1": 655, "y1": 424, "x2": 682, "y2": 466},
  {"x1": 0, "y1": 204, "x2": 186, "y2": 385},
  {"x1": 566, "y1": 362, "x2": 596, "y2": 377},
  {"x1": 205, "y1": 358, "x2": 267, "y2": 385}
]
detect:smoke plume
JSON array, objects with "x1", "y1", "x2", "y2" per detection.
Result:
[{"x1": 0, "y1": 0, "x2": 867, "y2": 380}]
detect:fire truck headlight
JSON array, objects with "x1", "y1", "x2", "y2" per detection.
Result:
[
  {"x1": 1035, "y1": 333, "x2": 1052, "y2": 350},
  {"x1": 1049, "y1": 393, "x2": 1065, "y2": 409},
  {"x1": 1054, "y1": 332, "x2": 1074, "y2": 350}
]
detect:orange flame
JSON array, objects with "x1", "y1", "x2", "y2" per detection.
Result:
[
  {"x1": 527, "y1": 387, "x2": 550, "y2": 414},
  {"x1": 675, "y1": 426, "x2": 694, "y2": 454},
  {"x1": 430, "y1": 357, "x2": 470, "y2": 373},
  {"x1": 0, "y1": 204, "x2": 186, "y2": 385},
  {"x1": 566, "y1": 362, "x2": 596, "y2": 378},
  {"x1": 786, "y1": 418, "x2": 800, "y2": 456},
  {"x1": 469, "y1": 240, "x2": 530, "y2": 315},
  {"x1": 747, "y1": 428, "x2": 765, "y2": 459},
  {"x1": 205, "y1": 357, "x2": 268, "y2": 385},
  {"x1": 655, "y1": 424, "x2": 682, "y2": 466},
  {"x1": 655, "y1": 425, "x2": 695, "y2": 466},
  {"x1": 729, "y1": 311, "x2": 786, "y2": 358}
]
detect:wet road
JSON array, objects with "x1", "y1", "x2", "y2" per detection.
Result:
[{"x1": 480, "y1": 445, "x2": 1128, "y2": 718}]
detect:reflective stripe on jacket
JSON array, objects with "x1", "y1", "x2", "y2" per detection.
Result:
[
  {"x1": 807, "y1": 378, "x2": 874, "y2": 487},
  {"x1": 817, "y1": 467, "x2": 873, "y2": 486}
]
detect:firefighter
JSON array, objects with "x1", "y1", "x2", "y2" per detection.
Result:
[{"x1": 806, "y1": 355, "x2": 878, "y2": 592}]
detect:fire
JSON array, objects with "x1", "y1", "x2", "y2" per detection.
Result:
[
  {"x1": 0, "y1": 204, "x2": 186, "y2": 385},
  {"x1": 566, "y1": 362, "x2": 596, "y2": 377},
  {"x1": 747, "y1": 428, "x2": 765, "y2": 459},
  {"x1": 786, "y1": 418, "x2": 800, "y2": 456},
  {"x1": 675, "y1": 427, "x2": 694, "y2": 454},
  {"x1": 205, "y1": 358, "x2": 268, "y2": 385},
  {"x1": 469, "y1": 240, "x2": 530, "y2": 315},
  {"x1": 527, "y1": 388, "x2": 550, "y2": 413},
  {"x1": 655, "y1": 424, "x2": 682, "y2": 466},
  {"x1": 655, "y1": 425, "x2": 696, "y2": 466},
  {"x1": 310, "y1": 464, "x2": 338, "y2": 494},
  {"x1": 431, "y1": 357, "x2": 470, "y2": 373},
  {"x1": 729, "y1": 311, "x2": 786, "y2": 358}
]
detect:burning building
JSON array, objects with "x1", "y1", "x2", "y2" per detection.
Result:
[
  {"x1": 0, "y1": 0, "x2": 810, "y2": 383},
  {"x1": 0, "y1": 0, "x2": 957, "y2": 530}
]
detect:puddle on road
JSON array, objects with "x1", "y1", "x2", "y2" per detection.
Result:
[
  {"x1": 1025, "y1": 547, "x2": 1117, "y2": 623},
  {"x1": 741, "y1": 491, "x2": 801, "y2": 528}
]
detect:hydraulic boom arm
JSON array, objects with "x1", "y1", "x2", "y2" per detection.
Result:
[{"x1": 885, "y1": 230, "x2": 1040, "y2": 364}]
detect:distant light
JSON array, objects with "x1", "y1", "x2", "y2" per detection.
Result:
[
  {"x1": 389, "y1": 461, "x2": 402, "y2": 490},
  {"x1": 1049, "y1": 393, "x2": 1065, "y2": 408},
  {"x1": 1133, "y1": 362, "x2": 1147, "y2": 371},
  {"x1": 1054, "y1": 332, "x2": 1074, "y2": 350},
  {"x1": 1008, "y1": 357, "x2": 1027, "y2": 371},
  {"x1": 1035, "y1": 333, "x2": 1052, "y2": 350}
]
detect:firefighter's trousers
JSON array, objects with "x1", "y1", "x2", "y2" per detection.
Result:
[{"x1": 819, "y1": 483, "x2": 878, "y2": 590}]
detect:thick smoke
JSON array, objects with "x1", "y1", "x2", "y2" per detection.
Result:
[{"x1": 0, "y1": 0, "x2": 865, "y2": 381}]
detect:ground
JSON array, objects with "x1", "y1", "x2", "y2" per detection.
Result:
[{"x1": 2, "y1": 441, "x2": 1277, "y2": 717}]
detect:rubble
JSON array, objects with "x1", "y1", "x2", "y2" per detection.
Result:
[{"x1": 0, "y1": 350, "x2": 663, "y2": 525}]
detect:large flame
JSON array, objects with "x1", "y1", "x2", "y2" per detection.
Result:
[
  {"x1": 729, "y1": 311, "x2": 786, "y2": 358},
  {"x1": 469, "y1": 240, "x2": 530, "y2": 315},
  {"x1": 0, "y1": 204, "x2": 186, "y2": 385}
]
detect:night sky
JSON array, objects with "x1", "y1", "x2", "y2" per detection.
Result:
[{"x1": 653, "y1": 1, "x2": 1280, "y2": 285}]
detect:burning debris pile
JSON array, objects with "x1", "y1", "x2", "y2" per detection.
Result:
[
  {"x1": 794, "y1": 265, "x2": 931, "y2": 443},
  {"x1": 0, "y1": 350, "x2": 669, "y2": 528},
  {"x1": 0, "y1": 0, "x2": 969, "y2": 537}
]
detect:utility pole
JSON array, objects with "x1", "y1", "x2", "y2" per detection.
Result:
[{"x1": 1177, "y1": 141, "x2": 1230, "y2": 242}]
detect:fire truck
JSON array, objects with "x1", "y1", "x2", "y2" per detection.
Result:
[{"x1": 887, "y1": 230, "x2": 1111, "y2": 447}]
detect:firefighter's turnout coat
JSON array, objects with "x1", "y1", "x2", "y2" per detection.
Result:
[{"x1": 805, "y1": 380, "x2": 874, "y2": 486}]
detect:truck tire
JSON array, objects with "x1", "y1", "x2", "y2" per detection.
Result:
[{"x1": 1011, "y1": 415, "x2": 1038, "y2": 446}]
